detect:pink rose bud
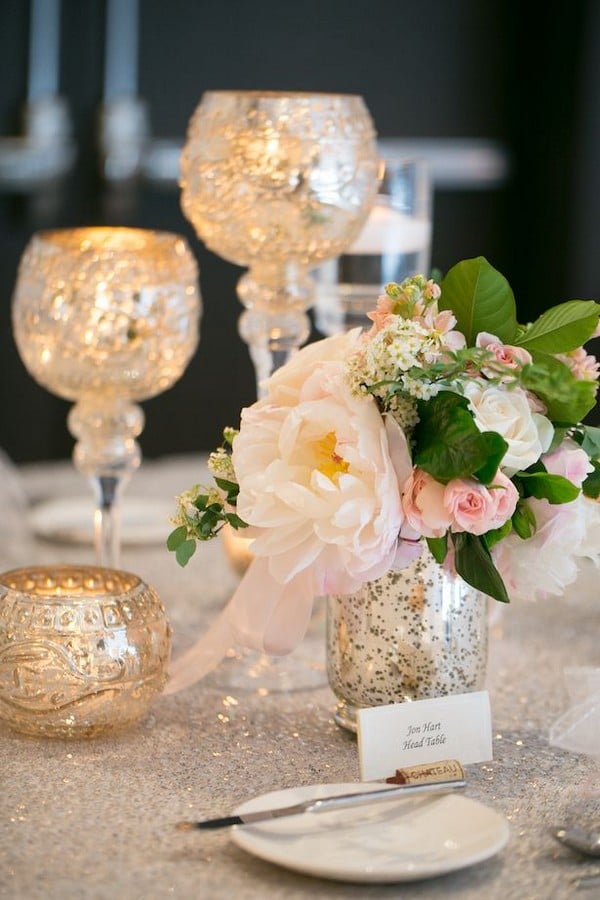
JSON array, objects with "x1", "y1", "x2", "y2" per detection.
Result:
[{"x1": 444, "y1": 472, "x2": 519, "y2": 536}]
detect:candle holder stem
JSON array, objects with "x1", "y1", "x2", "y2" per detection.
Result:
[
  {"x1": 68, "y1": 399, "x2": 144, "y2": 567},
  {"x1": 237, "y1": 262, "x2": 312, "y2": 394},
  {"x1": 91, "y1": 474, "x2": 123, "y2": 568}
]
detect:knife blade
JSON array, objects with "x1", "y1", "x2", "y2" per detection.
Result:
[{"x1": 176, "y1": 770, "x2": 466, "y2": 831}]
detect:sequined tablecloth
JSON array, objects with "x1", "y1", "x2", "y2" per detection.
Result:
[{"x1": 1, "y1": 456, "x2": 598, "y2": 900}]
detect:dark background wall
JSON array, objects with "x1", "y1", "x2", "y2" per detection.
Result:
[{"x1": 0, "y1": 0, "x2": 598, "y2": 464}]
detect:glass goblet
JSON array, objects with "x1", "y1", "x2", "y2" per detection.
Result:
[
  {"x1": 180, "y1": 90, "x2": 379, "y2": 394},
  {"x1": 12, "y1": 227, "x2": 201, "y2": 567}
]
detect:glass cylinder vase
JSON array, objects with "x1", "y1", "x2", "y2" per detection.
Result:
[{"x1": 326, "y1": 550, "x2": 489, "y2": 731}]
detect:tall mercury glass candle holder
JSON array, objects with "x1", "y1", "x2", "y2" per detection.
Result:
[
  {"x1": 180, "y1": 90, "x2": 379, "y2": 393},
  {"x1": 12, "y1": 227, "x2": 201, "y2": 567}
]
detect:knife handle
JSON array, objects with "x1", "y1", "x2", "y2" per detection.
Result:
[{"x1": 306, "y1": 777, "x2": 466, "y2": 815}]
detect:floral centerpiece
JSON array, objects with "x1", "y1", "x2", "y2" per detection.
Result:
[{"x1": 166, "y1": 257, "x2": 599, "y2": 688}]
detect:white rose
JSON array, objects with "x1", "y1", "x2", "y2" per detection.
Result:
[{"x1": 462, "y1": 382, "x2": 554, "y2": 476}]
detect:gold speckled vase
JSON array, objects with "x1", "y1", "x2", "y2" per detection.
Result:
[{"x1": 326, "y1": 549, "x2": 489, "y2": 731}]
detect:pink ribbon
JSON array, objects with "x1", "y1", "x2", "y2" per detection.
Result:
[{"x1": 163, "y1": 557, "x2": 315, "y2": 694}]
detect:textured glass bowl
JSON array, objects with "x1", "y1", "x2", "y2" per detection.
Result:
[
  {"x1": 181, "y1": 90, "x2": 379, "y2": 269},
  {"x1": 11, "y1": 227, "x2": 201, "y2": 403},
  {"x1": 0, "y1": 565, "x2": 171, "y2": 738}
]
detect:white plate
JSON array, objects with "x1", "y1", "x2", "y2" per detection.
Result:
[
  {"x1": 29, "y1": 496, "x2": 174, "y2": 546},
  {"x1": 231, "y1": 783, "x2": 509, "y2": 883}
]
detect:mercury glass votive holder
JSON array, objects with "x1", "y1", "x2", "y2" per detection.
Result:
[{"x1": 0, "y1": 565, "x2": 171, "y2": 738}]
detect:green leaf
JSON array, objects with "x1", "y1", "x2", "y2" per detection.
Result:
[
  {"x1": 214, "y1": 477, "x2": 239, "y2": 495},
  {"x1": 514, "y1": 300, "x2": 600, "y2": 353},
  {"x1": 193, "y1": 494, "x2": 209, "y2": 510},
  {"x1": 483, "y1": 519, "x2": 512, "y2": 550},
  {"x1": 519, "y1": 459, "x2": 546, "y2": 475},
  {"x1": 225, "y1": 513, "x2": 248, "y2": 529},
  {"x1": 512, "y1": 501, "x2": 537, "y2": 539},
  {"x1": 167, "y1": 526, "x2": 188, "y2": 551},
  {"x1": 575, "y1": 424, "x2": 600, "y2": 459},
  {"x1": 520, "y1": 354, "x2": 598, "y2": 424},
  {"x1": 426, "y1": 535, "x2": 448, "y2": 563},
  {"x1": 474, "y1": 432, "x2": 509, "y2": 483},
  {"x1": 516, "y1": 471, "x2": 580, "y2": 503},
  {"x1": 583, "y1": 460, "x2": 600, "y2": 499},
  {"x1": 415, "y1": 392, "x2": 507, "y2": 483},
  {"x1": 175, "y1": 539, "x2": 197, "y2": 567},
  {"x1": 548, "y1": 426, "x2": 571, "y2": 453},
  {"x1": 439, "y1": 257, "x2": 518, "y2": 345},
  {"x1": 452, "y1": 532, "x2": 510, "y2": 603},
  {"x1": 199, "y1": 512, "x2": 219, "y2": 536}
]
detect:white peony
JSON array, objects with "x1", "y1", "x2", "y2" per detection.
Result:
[
  {"x1": 232, "y1": 335, "x2": 414, "y2": 597},
  {"x1": 265, "y1": 327, "x2": 363, "y2": 404},
  {"x1": 462, "y1": 382, "x2": 554, "y2": 476}
]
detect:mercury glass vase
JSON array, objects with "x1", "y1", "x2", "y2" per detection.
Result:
[
  {"x1": 180, "y1": 90, "x2": 379, "y2": 393},
  {"x1": 326, "y1": 549, "x2": 489, "y2": 732},
  {"x1": 0, "y1": 565, "x2": 171, "y2": 738}
]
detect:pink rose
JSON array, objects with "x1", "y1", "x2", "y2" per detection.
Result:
[
  {"x1": 542, "y1": 438, "x2": 593, "y2": 488},
  {"x1": 476, "y1": 332, "x2": 533, "y2": 375},
  {"x1": 402, "y1": 468, "x2": 452, "y2": 538},
  {"x1": 444, "y1": 471, "x2": 519, "y2": 536}
]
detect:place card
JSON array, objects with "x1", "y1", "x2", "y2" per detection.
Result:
[{"x1": 357, "y1": 690, "x2": 493, "y2": 781}]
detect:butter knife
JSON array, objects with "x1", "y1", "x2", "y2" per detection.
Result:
[{"x1": 177, "y1": 773, "x2": 466, "y2": 830}]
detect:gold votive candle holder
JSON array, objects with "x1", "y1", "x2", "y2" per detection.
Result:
[{"x1": 0, "y1": 565, "x2": 171, "y2": 738}]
